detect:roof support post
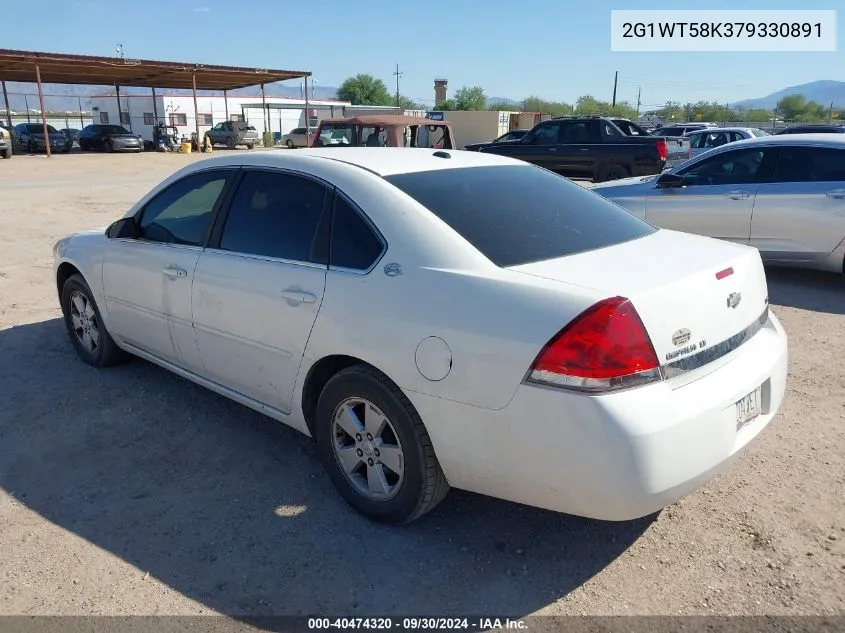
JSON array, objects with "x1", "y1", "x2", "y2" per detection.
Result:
[
  {"x1": 115, "y1": 84, "x2": 122, "y2": 127},
  {"x1": 192, "y1": 70, "x2": 200, "y2": 149},
  {"x1": 261, "y1": 82, "x2": 267, "y2": 142},
  {"x1": 223, "y1": 89, "x2": 229, "y2": 121},
  {"x1": 35, "y1": 63, "x2": 51, "y2": 158},
  {"x1": 304, "y1": 76, "x2": 310, "y2": 147},
  {"x1": 1, "y1": 80, "x2": 11, "y2": 129}
]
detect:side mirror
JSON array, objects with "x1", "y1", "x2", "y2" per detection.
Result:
[
  {"x1": 656, "y1": 172, "x2": 686, "y2": 189},
  {"x1": 107, "y1": 217, "x2": 138, "y2": 239}
]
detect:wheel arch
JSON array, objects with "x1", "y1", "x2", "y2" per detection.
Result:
[{"x1": 300, "y1": 354, "x2": 398, "y2": 438}]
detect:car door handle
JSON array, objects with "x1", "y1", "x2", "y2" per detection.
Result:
[
  {"x1": 280, "y1": 288, "x2": 317, "y2": 304},
  {"x1": 826, "y1": 189, "x2": 845, "y2": 199},
  {"x1": 726, "y1": 190, "x2": 751, "y2": 200},
  {"x1": 162, "y1": 265, "x2": 187, "y2": 279}
]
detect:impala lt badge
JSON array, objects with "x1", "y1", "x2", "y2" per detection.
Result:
[
  {"x1": 672, "y1": 328, "x2": 691, "y2": 346},
  {"x1": 726, "y1": 292, "x2": 742, "y2": 309}
]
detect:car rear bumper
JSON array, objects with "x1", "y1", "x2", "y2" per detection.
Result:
[{"x1": 410, "y1": 310, "x2": 788, "y2": 520}]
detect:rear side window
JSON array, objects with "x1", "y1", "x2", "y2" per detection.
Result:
[
  {"x1": 218, "y1": 170, "x2": 330, "y2": 263},
  {"x1": 330, "y1": 195, "x2": 385, "y2": 271},
  {"x1": 774, "y1": 147, "x2": 845, "y2": 182},
  {"x1": 384, "y1": 165, "x2": 655, "y2": 268}
]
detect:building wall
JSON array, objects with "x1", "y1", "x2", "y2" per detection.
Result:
[
  {"x1": 89, "y1": 95, "x2": 351, "y2": 142},
  {"x1": 439, "y1": 111, "x2": 519, "y2": 148}
]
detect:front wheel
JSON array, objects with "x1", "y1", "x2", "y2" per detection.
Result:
[
  {"x1": 314, "y1": 365, "x2": 450, "y2": 525},
  {"x1": 60, "y1": 274, "x2": 126, "y2": 367}
]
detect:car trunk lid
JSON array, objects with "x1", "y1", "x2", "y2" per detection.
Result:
[{"x1": 507, "y1": 229, "x2": 768, "y2": 371}]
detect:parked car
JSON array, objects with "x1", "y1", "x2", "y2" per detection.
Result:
[
  {"x1": 281, "y1": 127, "x2": 318, "y2": 148},
  {"x1": 589, "y1": 134, "x2": 845, "y2": 274},
  {"x1": 78, "y1": 125, "x2": 143, "y2": 152},
  {"x1": 0, "y1": 124, "x2": 12, "y2": 159},
  {"x1": 53, "y1": 148, "x2": 787, "y2": 525},
  {"x1": 312, "y1": 115, "x2": 455, "y2": 149},
  {"x1": 478, "y1": 116, "x2": 691, "y2": 181},
  {"x1": 463, "y1": 129, "x2": 529, "y2": 152},
  {"x1": 204, "y1": 121, "x2": 260, "y2": 150},
  {"x1": 651, "y1": 123, "x2": 717, "y2": 136},
  {"x1": 13, "y1": 123, "x2": 72, "y2": 153},
  {"x1": 61, "y1": 128, "x2": 82, "y2": 146},
  {"x1": 775, "y1": 124, "x2": 845, "y2": 135},
  {"x1": 686, "y1": 127, "x2": 770, "y2": 158}
]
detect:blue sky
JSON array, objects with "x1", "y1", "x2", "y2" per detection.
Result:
[{"x1": 1, "y1": 0, "x2": 841, "y2": 107}]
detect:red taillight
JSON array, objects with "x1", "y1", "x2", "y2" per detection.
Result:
[
  {"x1": 655, "y1": 139, "x2": 668, "y2": 161},
  {"x1": 525, "y1": 297, "x2": 662, "y2": 393}
]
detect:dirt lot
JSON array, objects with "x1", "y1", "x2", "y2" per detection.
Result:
[{"x1": 1, "y1": 151, "x2": 843, "y2": 617}]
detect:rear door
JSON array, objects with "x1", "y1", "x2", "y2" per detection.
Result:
[
  {"x1": 645, "y1": 146, "x2": 778, "y2": 245},
  {"x1": 750, "y1": 145, "x2": 845, "y2": 263},
  {"x1": 190, "y1": 168, "x2": 331, "y2": 413}
]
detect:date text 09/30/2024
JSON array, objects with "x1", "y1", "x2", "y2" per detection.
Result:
[{"x1": 307, "y1": 617, "x2": 528, "y2": 630}]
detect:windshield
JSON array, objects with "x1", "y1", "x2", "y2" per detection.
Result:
[{"x1": 384, "y1": 165, "x2": 655, "y2": 268}]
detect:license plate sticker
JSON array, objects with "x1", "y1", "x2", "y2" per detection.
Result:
[{"x1": 736, "y1": 385, "x2": 762, "y2": 429}]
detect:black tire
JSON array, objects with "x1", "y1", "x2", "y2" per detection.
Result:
[
  {"x1": 597, "y1": 164, "x2": 629, "y2": 182},
  {"x1": 226, "y1": 137, "x2": 236, "y2": 150},
  {"x1": 314, "y1": 365, "x2": 450, "y2": 525},
  {"x1": 60, "y1": 273, "x2": 126, "y2": 367},
  {"x1": 286, "y1": 139, "x2": 294, "y2": 149}
]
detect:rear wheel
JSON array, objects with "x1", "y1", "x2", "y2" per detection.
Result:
[
  {"x1": 597, "y1": 164, "x2": 629, "y2": 182},
  {"x1": 60, "y1": 274, "x2": 126, "y2": 367},
  {"x1": 314, "y1": 365, "x2": 450, "y2": 525}
]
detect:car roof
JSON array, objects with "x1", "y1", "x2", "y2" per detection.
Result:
[
  {"x1": 686, "y1": 127, "x2": 759, "y2": 134},
  {"x1": 726, "y1": 133, "x2": 845, "y2": 148},
  {"x1": 198, "y1": 147, "x2": 526, "y2": 176}
]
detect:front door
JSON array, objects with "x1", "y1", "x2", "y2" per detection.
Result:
[
  {"x1": 191, "y1": 168, "x2": 331, "y2": 413},
  {"x1": 102, "y1": 169, "x2": 235, "y2": 369},
  {"x1": 646, "y1": 146, "x2": 777, "y2": 245}
]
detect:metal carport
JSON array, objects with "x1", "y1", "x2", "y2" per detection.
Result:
[{"x1": 0, "y1": 49, "x2": 311, "y2": 156}]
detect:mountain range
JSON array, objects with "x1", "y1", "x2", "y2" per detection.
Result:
[{"x1": 2, "y1": 79, "x2": 844, "y2": 113}]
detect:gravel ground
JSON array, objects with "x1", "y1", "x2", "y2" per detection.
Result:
[{"x1": 1, "y1": 151, "x2": 843, "y2": 617}]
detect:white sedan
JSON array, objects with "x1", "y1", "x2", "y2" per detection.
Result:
[{"x1": 53, "y1": 148, "x2": 788, "y2": 524}]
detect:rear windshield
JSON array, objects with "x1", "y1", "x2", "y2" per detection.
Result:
[{"x1": 384, "y1": 165, "x2": 655, "y2": 268}]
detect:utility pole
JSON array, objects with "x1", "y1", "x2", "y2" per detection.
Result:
[
  {"x1": 636, "y1": 86, "x2": 641, "y2": 119},
  {"x1": 611, "y1": 71, "x2": 618, "y2": 108},
  {"x1": 393, "y1": 64, "x2": 403, "y2": 108}
]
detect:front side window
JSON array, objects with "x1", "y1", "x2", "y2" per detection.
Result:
[
  {"x1": 139, "y1": 170, "x2": 230, "y2": 246},
  {"x1": 678, "y1": 148, "x2": 768, "y2": 186},
  {"x1": 774, "y1": 146, "x2": 845, "y2": 183},
  {"x1": 330, "y1": 195, "x2": 384, "y2": 271},
  {"x1": 218, "y1": 170, "x2": 330, "y2": 264},
  {"x1": 530, "y1": 123, "x2": 560, "y2": 145},
  {"x1": 385, "y1": 165, "x2": 654, "y2": 268}
]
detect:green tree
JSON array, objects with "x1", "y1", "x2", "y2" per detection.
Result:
[
  {"x1": 337, "y1": 74, "x2": 393, "y2": 106},
  {"x1": 397, "y1": 95, "x2": 424, "y2": 110},
  {"x1": 454, "y1": 86, "x2": 487, "y2": 111},
  {"x1": 521, "y1": 95, "x2": 573, "y2": 116},
  {"x1": 777, "y1": 94, "x2": 807, "y2": 120}
]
